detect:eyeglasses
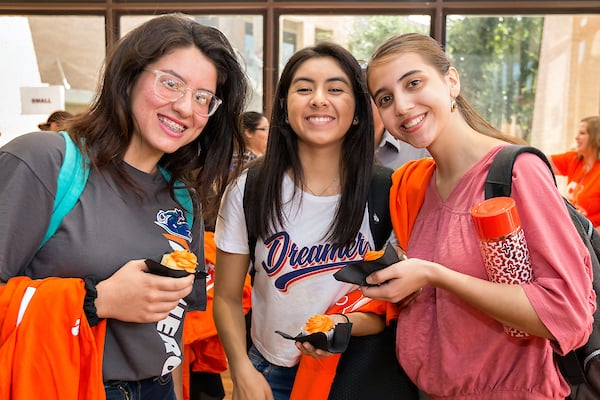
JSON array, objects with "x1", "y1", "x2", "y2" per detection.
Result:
[
  {"x1": 255, "y1": 127, "x2": 269, "y2": 131},
  {"x1": 145, "y1": 69, "x2": 222, "y2": 117}
]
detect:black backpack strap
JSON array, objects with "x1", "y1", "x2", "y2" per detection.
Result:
[
  {"x1": 485, "y1": 145, "x2": 557, "y2": 199},
  {"x1": 487, "y1": 145, "x2": 600, "y2": 387},
  {"x1": 243, "y1": 164, "x2": 260, "y2": 266},
  {"x1": 368, "y1": 165, "x2": 394, "y2": 250}
]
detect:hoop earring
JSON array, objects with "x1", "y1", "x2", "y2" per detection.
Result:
[{"x1": 451, "y1": 98, "x2": 457, "y2": 112}]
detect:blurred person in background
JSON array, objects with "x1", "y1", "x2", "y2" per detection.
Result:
[
  {"x1": 551, "y1": 115, "x2": 600, "y2": 229},
  {"x1": 38, "y1": 110, "x2": 73, "y2": 132},
  {"x1": 232, "y1": 111, "x2": 269, "y2": 170}
]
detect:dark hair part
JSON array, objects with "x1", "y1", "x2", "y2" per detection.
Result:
[
  {"x1": 39, "y1": 110, "x2": 73, "y2": 131},
  {"x1": 246, "y1": 41, "x2": 374, "y2": 246},
  {"x1": 241, "y1": 111, "x2": 266, "y2": 132},
  {"x1": 368, "y1": 33, "x2": 522, "y2": 144},
  {"x1": 68, "y1": 13, "x2": 249, "y2": 223}
]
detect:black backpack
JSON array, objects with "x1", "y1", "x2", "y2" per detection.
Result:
[
  {"x1": 486, "y1": 145, "x2": 600, "y2": 400},
  {"x1": 242, "y1": 163, "x2": 419, "y2": 400}
]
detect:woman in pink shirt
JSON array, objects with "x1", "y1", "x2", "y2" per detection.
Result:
[
  {"x1": 551, "y1": 116, "x2": 600, "y2": 228},
  {"x1": 363, "y1": 33, "x2": 595, "y2": 399}
]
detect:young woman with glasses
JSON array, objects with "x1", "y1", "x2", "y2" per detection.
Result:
[{"x1": 0, "y1": 13, "x2": 248, "y2": 400}]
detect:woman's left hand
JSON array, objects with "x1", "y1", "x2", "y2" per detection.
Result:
[{"x1": 295, "y1": 341, "x2": 334, "y2": 359}]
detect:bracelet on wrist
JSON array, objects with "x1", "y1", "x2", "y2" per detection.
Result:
[
  {"x1": 83, "y1": 275, "x2": 101, "y2": 327},
  {"x1": 335, "y1": 313, "x2": 351, "y2": 324}
]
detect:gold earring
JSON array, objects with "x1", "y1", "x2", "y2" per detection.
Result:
[{"x1": 451, "y1": 98, "x2": 457, "y2": 112}]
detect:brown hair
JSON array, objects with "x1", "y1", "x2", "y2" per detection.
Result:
[
  {"x1": 368, "y1": 33, "x2": 522, "y2": 144},
  {"x1": 246, "y1": 41, "x2": 375, "y2": 246},
  {"x1": 38, "y1": 110, "x2": 73, "y2": 131},
  {"x1": 582, "y1": 115, "x2": 600, "y2": 159},
  {"x1": 67, "y1": 13, "x2": 249, "y2": 222}
]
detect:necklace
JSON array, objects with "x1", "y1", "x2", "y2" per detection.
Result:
[
  {"x1": 579, "y1": 158, "x2": 596, "y2": 180},
  {"x1": 304, "y1": 177, "x2": 339, "y2": 196}
]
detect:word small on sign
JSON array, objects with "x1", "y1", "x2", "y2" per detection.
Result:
[{"x1": 20, "y1": 85, "x2": 65, "y2": 115}]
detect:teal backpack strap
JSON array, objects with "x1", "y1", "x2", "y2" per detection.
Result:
[
  {"x1": 158, "y1": 167, "x2": 194, "y2": 228},
  {"x1": 39, "y1": 131, "x2": 90, "y2": 250}
]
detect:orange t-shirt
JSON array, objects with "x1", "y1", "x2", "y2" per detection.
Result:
[{"x1": 551, "y1": 152, "x2": 600, "y2": 226}]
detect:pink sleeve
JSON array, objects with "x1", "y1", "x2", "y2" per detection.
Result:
[{"x1": 512, "y1": 153, "x2": 595, "y2": 354}]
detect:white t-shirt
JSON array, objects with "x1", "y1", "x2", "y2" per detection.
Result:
[{"x1": 215, "y1": 171, "x2": 375, "y2": 367}]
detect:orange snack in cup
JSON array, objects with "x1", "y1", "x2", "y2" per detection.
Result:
[
  {"x1": 363, "y1": 249, "x2": 385, "y2": 262},
  {"x1": 160, "y1": 250, "x2": 198, "y2": 273},
  {"x1": 304, "y1": 314, "x2": 334, "y2": 334}
]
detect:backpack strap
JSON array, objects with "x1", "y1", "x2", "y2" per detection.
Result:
[
  {"x1": 243, "y1": 164, "x2": 260, "y2": 265},
  {"x1": 39, "y1": 131, "x2": 90, "y2": 250},
  {"x1": 486, "y1": 144, "x2": 600, "y2": 386},
  {"x1": 368, "y1": 165, "x2": 394, "y2": 250},
  {"x1": 158, "y1": 167, "x2": 194, "y2": 228},
  {"x1": 485, "y1": 145, "x2": 556, "y2": 199},
  {"x1": 41, "y1": 132, "x2": 194, "y2": 251}
]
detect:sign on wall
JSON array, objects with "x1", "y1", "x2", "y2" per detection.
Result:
[{"x1": 20, "y1": 85, "x2": 65, "y2": 115}]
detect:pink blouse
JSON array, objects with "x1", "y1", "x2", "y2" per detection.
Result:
[{"x1": 398, "y1": 146, "x2": 595, "y2": 399}]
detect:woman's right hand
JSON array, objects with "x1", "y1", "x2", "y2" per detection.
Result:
[
  {"x1": 231, "y1": 363, "x2": 274, "y2": 400},
  {"x1": 362, "y1": 257, "x2": 431, "y2": 304},
  {"x1": 95, "y1": 259, "x2": 195, "y2": 323}
]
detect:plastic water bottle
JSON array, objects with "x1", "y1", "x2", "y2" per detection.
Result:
[{"x1": 470, "y1": 196, "x2": 533, "y2": 338}]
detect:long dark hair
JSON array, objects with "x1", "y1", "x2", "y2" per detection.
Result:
[
  {"x1": 246, "y1": 41, "x2": 374, "y2": 246},
  {"x1": 68, "y1": 13, "x2": 249, "y2": 223},
  {"x1": 241, "y1": 111, "x2": 266, "y2": 132}
]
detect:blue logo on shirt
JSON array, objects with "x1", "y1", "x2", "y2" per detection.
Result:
[{"x1": 154, "y1": 208, "x2": 192, "y2": 241}]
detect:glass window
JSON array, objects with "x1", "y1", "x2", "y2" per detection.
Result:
[
  {"x1": 120, "y1": 14, "x2": 265, "y2": 114},
  {"x1": 446, "y1": 14, "x2": 600, "y2": 154},
  {"x1": 278, "y1": 14, "x2": 431, "y2": 72},
  {"x1": 0, "y1": 15, "x2": 105, "y2": 146}
]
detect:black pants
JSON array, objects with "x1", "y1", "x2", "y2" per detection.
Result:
[{"x1": 189, "y1": 371, "x2": 225, "y2": 400}]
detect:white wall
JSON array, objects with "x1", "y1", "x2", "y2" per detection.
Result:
[{"x1": 0, "y1": 17, "x2": 58, "y2": 146}]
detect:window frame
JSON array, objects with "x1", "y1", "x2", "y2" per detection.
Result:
[{"x1": 1, "y1": 0, "x2": 598, "y2": 114}]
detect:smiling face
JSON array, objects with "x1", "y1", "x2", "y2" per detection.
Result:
[
  {"x1": 575, "y1": 121, "x2": 590, "y2": 156},
  {"x1": 286, "y1": 57, "x2": 356, "y2": 151},
  {"x1": 368, "y1": 52, "x2": 459, "y2": 149},
  {"x1": 126, "y1": 46, "x2": 218, "y2": 172}
]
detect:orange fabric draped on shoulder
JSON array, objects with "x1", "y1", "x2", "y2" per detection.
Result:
[
  {"x1": 182, "y1": 231, "x2": 252, "y2": 400},
  {"x1": 0, "y1": 276, "x2": 106, "y2": 400},
  {"x1": 390, "y1": 158, "x2": 436, "y2": 251}
]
